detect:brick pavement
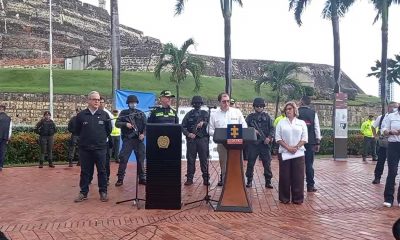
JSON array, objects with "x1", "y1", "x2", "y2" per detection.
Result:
[{"x1": 0, "y1": 157, "x2": 399, "y2": 240}]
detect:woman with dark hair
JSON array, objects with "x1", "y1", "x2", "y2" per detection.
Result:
[
  {"x1": 275, "y1": 101, "x2": 308, "y2": 204},
  {"x1": 34, "y1": 111, "x2": 57, "y2": 168}
]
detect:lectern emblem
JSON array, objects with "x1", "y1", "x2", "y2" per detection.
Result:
[{"x1": 157, "y1": 136, "x2": 170, "y2": 149}]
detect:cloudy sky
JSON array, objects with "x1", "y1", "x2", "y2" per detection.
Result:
[{"x1": 82, "y1": 0, "x2": 400, "y2": 101}]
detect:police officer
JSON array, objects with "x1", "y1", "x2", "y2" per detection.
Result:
[
  {"x1": 147, "y1": 90, "x2": 178, "y2": 124},
  {"x1": 245, "y1": 97, "x2": 274, "y2": 188},
  {"x1": 298, "y1": 95, "x2": 321, "y2": 192},
  {"x1": 34, "y1": 111, "x2": 57, "y2": 168},
  {"x1": 115, "y1": 95, "x2": 147, "y2": 186},
  {"x1": 67, "y1": 108, "x2": 80, "y2": 167},
  {"x1": 182, "y1": 96, "x2": 210, "y2": 186},
  {"x1": 74, "y1": 91, "x2": 112, "y2": 203}
]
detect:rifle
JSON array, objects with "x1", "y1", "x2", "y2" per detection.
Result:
[{"x1": 252, "y1": 120, "x2": 269, "y2": 145}]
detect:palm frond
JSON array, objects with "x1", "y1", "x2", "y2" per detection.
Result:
[
  {"x1": 288, "y1": 0, "x2": 309, "y2": 26},
  {"x1": 154, "y1": 59, "x2": 173, "y2": 80},
  {"x1": 174, "y1": 0, "x2": 187, "y2": 16},
  {"x1": 233, "y1": 0, "x2": 243, "y2": 7}
]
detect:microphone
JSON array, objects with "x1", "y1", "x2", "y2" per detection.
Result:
[{"x1": 207, "y1": 105, "x2": 217, "y2": 109}]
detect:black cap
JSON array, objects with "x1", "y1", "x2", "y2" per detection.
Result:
[
  {"x1": 160, "y1": 90, "x2": 175, "y2": 97},
  {"x1": 253, "y1": 97, "x2": 266, "y2": 107}
]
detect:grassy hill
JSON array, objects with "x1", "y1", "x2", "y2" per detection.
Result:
[{"x1": 0, "y1": 69, "x2": 379, "y2": 104}]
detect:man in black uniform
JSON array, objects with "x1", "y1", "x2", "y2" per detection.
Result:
[
  {"x1": 298, "y1": 95, "x2": 321, "y2": 192},
  {"x1": 245, "y1": 98, "x2": 274, "y2": 188},
  {"x1": 0, "y1": 104, "x2": 12, "y2": 171},
  {"x1": 74, "y1": 91, "x2": 112, "y2": 203},
  {"x1": 182, "y1": 96, "x2": 210, "y2": 186},
  {"x1": 147, "y1": 90, "x2": 178, "y2": 124},
  {"x1": 67, "y1": 108, "x2": 80, "y2": 167},
  {"x1": 115, "y1": 95, "x2": 147, "y2": 186}
]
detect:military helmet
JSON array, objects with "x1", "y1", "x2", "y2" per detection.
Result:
[
  {"x1": 191, "y1": 96, "x2": 204, "y2": 105},
  {"x1": 126, "y1": 95, "x2": 139, "y2": 104},
  {"x1": 253, "y1": 97, "x2": 265, "y2": 107}
]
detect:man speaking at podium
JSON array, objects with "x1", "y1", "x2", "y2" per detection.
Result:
[
  {"x1": 148, "y1": 90, "x2": 178, "y2": 124},
  {"x1": 209, "y1": 93, "x2": 247, "y2": 186}
]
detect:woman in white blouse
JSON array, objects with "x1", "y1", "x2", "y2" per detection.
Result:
[{"x1": 275, "y1": 101, "x2": 308, "y2": 204}]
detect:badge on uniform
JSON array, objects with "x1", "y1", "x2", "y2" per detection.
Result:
[{"x1": 98, "y1": 120, "x2": 104, "y2": 125}]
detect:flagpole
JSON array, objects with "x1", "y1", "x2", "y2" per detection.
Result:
[{"x1": 49, "y1": 0, "x2": 54, "y2": 117}]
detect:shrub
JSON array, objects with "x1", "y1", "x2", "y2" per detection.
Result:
[{"x1": 319, "y1": 128, "x2": 364, "y2": 156}]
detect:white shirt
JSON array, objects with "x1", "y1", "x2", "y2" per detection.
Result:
[
  {"x1": 381, "y1": 112, "x2": 400, "y2": 142},
  {"x1": 208, "y1": 107, "x2": 247, "y2": 136},
  {"x1": 8, "y1": 121, "x2": 12, "y2": 139},
  {"x1": 275, "y1": 117, "x2": 308, "y2": 153},
  {"x1": 314, "y1": 113, "x2": 322, "y2": 140}
]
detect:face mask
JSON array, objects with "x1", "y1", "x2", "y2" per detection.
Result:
[
  {"x1": 129, "y1": 103, "x2": 137, "y2": 109},
  {"x1": 193, "y1": 103, "x2": 202, "y2": 110}
]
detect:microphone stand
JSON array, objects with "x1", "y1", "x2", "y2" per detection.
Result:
[{"x1": 185, "y1": 106, "x2": 218, "y2": 210}]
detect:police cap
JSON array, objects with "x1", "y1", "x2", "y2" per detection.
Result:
[
  {"x1": 126, "y1": 95, "x2": 139, "y2": 104},
  {"x1": 253, "y1": 97, "x2": 265, "y2": 107},
  {"x1": 191, "y1": 96, "x2": 204, "y2": 105}
]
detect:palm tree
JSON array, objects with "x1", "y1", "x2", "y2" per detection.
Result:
[
  {"x1": 174, "y1": 0, "x2": 243, "y2": 97},
  {"x1": 370, "y1": 0, "x2": 400, "y2": 115},
  {"x1": 368, "y1": 54, "x2": 400, "y2": 86},
  {"x1": 154, "y1": 38, "x2": 205, "y2": 110},
  {"x1": 110, "y1": 0, "x2": 121, "y2": 109},
  {"x1": 289, "y1": 0, "x2": 355, "y2": 94},
  {"x1": 254, "y1": 62, "x2": 303, "y2": 118}
]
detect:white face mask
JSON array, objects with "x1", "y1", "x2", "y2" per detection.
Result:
[{"x1": 129, "y1": 103, "x2": 137, "y2": 109}]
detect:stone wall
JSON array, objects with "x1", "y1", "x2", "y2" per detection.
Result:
[{"x1": 0, "y1": 92, "x2": 380, "y2": 127}]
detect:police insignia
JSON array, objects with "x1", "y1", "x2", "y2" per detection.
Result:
[{"x1": 157, "y1": 136, "x2": 170, "y2": 149}]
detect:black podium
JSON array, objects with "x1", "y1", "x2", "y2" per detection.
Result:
[
  {"x1": 213, "y1": 126, "x2": 257, "y2": 213},
  {"x1": 145, "y1": 123, "x2": 182, "y2": 210}
]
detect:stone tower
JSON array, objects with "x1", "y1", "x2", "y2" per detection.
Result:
[{"x1": 98, "y1": 0, "x2": 106, "y2": 9}]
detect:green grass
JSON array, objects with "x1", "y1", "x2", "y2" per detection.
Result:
[{"x1": 0, "y1": 69, "x2": 379, "y2": 104}]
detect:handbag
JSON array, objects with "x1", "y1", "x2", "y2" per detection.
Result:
[{"x1": 377, "y1": 114, "x2": 389, "y2": 148}]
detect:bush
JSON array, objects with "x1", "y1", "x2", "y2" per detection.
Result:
[
  {"x1": 5, "y1": 132, "x2": 70, "y2": 165},
  {"x1": 319, "y1": 128, "x2": 365, "y2": 155}
]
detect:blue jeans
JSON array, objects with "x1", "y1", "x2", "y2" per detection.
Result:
[
  {"x1": 383, "y1": 142, "x2": 400, "y2": 204},
  {"x1": 79, "y1": 148, "x2": 108, "y2": 195},
  {"x1": 304, "y1": 144, "x2": 315, "y2": 188}
]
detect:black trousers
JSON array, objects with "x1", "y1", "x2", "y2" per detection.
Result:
[
  {"x1": 39, "y1": 136, "x2": 54, "y2": 164},
  {"x1": 278, "y1": 154, "x2": 305, "y2": 203},
  {"x1": 0, "y1": 140, "x2": 7, "y2": 168},
  {"x1": 117, "y1": 137, "x2": 146, "y2": 181},
  {"x1": 79, "y1": 148, "x2": 107, "y2": 195},
  {"x1": 245, "y1": 142, "x2": 272, "y2": 182},
  {"x1": 383, "y1": 142, "x2": 400, "y2": 204},
  {"x1": 111, "y1": 135, "x2": 120, "y2": 160},
  {"x1": 374, "y1": 146, "x2": 388, "y2": 180},
  {"x1": 304, "y1": 144, "x2": 316, "y2": 188},
  {"x1": 362, "y1": 137, "x2": 377, "y2": 160},
  {"x1": 186, "y1": 137, "x2": 209, "y2": 181},
  {"x1": 67, "y1": 135, "x2": 79, "y2": 164}
]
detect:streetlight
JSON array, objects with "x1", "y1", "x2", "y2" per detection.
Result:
[{"x1": 49, "y1": 0, "x2": 54, "y2": 118}]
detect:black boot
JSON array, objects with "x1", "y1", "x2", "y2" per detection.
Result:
[{"x1": 265, "y1": 180, "x2": 273, "y2": 189}]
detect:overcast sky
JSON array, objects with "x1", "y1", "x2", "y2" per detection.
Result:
[{"x1": 82, "y1": 0, "x2": 400, "y2": 101}]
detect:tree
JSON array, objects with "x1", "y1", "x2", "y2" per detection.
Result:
[
  {"x1": 254, "y1": 62, "x2": 303, "y2": 118},
  {"x1": 110, "y1": 0, "x2": 121, "y2": 109},
  {"x1": 370, "y1": 0, "x2": 400, "y2": 115},
  {"x1": 174, "y1": 0, "x2": 243, "y2": 97},
  {"x1": 368, "y1": 54, "x2": 400, "y2": 86},
  {"x1": 289, "y1": 0, "x2": 355, "y2": 94},
  {"x1": 154, "y1": 38, "x2": 205, "y2": 110}
]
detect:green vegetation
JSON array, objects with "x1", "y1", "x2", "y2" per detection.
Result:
[{"x1": 0, "y1": 69, "x2": 379, "y2": 104}]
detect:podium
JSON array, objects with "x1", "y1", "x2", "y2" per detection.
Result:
[
  {"x1": 213, "y1": 126, "x2": 257, "y2": 213},
  {"x1": 145, "y1": 123, "x2": 182, "y2": 209}
]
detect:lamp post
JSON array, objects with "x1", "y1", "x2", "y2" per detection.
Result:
[{"x1": 49, "y1": 0, "x2": 54, "y2": 118}]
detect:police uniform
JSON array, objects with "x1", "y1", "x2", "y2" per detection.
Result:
[
  {"x1": 182, "y1": 96, "x2": 210, "y2": 185},
  {"x1": 245, "y1": 98, "x2": 274, "y2": 188},
  {"x1": 75, "y1": 108, "x2": 112, "y2": 198},
  {"x1": 34, "y1": 115, "x2": 57, "y2": 167},
  {"x1": 115, "y1": 95, "x2": 147, "y2": 186},
  {"x1": 148, "y1": 106, "x2": 178, "y2": 124}
]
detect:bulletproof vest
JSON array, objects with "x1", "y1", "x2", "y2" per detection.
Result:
[
  {"x1": 0, "y1": 112, "x2": 11, "y2": 140},
  {"x1": 37, "y1": 120, "x2": 56, "y2": 136},
  {"x1": 186, "y1": 109, "x2": 208, "y2": 138},
  {"x1": 298, "y1": 106, "x2": 317, "y2": 144},
  {"x1": 247, "y1": 112, "x2": 271, "y2": 141},
  {"x1": 120, "y1": 108, "x2": 146, "y2": 138}
]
